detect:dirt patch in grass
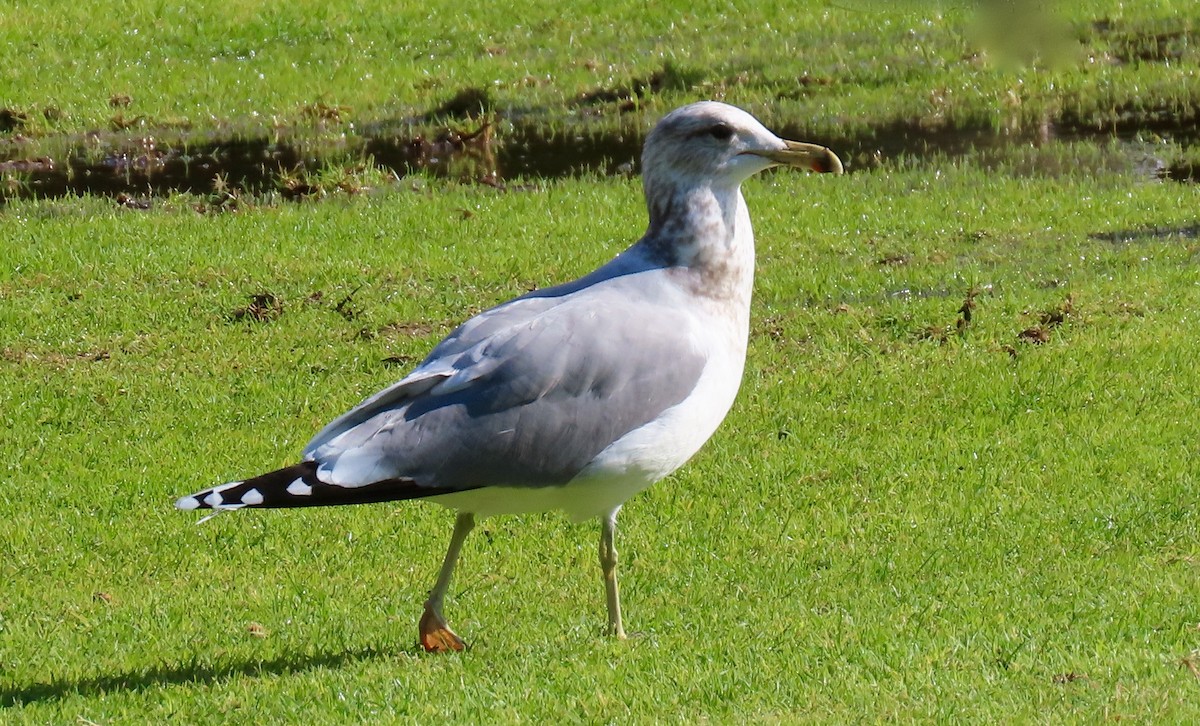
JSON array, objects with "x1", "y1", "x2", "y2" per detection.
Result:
[
  {"x1": 380, "y1": 353, "x2": 418, "y2": 368},
  {"x1": 1016, "y1": 326, "x2": 1052, "y2": 345},
  {"x1": 1037, "y1": 294, "x2": 1075, "y2": 329},
  {"x1": 330, "y1": 287, "x2": 362, "y2": 321},
  {"x1": 1011, "y1": 294, "x2": 1075, "y2": 350},
  {"x1": 229, "y1": 292, "x2": 283, "y2": 323},
  {"x1": 917, "y1": 288, "x2": 981, "y2": 343}
]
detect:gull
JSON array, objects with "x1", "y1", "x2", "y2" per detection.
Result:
[{"x1": 176, "y1": 101, "x2": 842, "y2": 652}]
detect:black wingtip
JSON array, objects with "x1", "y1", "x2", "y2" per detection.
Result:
[{"x1": 176, "y1": 461, "x2": 468, "y2": 511}]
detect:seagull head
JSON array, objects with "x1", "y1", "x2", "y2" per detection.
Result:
[{"x1": 641, "y1": 101, "x2": 843, "y2": 197}]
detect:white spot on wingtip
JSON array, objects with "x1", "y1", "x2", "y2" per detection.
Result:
[
  {"x1": 176, "y1": 496, "x2": 200, "y2": 510},
  {"x1": 241, "y1": 488, "x2": 264, "y2": 505},
  {"x1": 286, "y1": 478, "x2": 313, "y2": 496},
  {"x1": 203, "y1": 492, "x2": 222, "y2": 507}
]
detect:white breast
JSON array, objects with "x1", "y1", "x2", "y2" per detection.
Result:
[{"x1": 427, "y1": 190, "x2": 757, "y2": 523}]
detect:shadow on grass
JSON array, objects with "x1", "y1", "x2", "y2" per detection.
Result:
[{"x1": 0, "y1": 645, "x2": 410, "y2": 707}]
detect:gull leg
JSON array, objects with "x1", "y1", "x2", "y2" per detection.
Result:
[
  {"x1": 420, "y1": 512, "x2": 475, "y2": 653},
  {"x1": 599, "y1": 508, "x2": 627, "y2": 639}
]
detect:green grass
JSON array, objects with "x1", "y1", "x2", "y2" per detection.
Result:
[
  {"x1": 2, "y1": 0, "x2": 1199, "y2": 720},
  {"x1": 2, "y1": 161, "x2": 1199, "y2": 721},
  {"x1": 1, "y1": 0, "x2": 1196, "y2": 143}
]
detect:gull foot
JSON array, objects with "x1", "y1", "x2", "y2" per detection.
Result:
[{"x1": 419, "y1": 605, "x2": 466, "y2": 653}]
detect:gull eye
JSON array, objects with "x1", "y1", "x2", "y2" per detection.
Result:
[{"x1": 707, "y1": 123, "x2": 734, "y2": 141}]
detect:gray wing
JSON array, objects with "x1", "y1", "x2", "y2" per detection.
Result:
[{"x1": 303, "y1": 274, "x2": 708, "y2": 492}]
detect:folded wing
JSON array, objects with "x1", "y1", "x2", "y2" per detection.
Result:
[{"x1": 304, "y1": 276, "x2": 708, "y2": 495}]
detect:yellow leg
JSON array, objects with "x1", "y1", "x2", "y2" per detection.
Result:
[
  {"x1": 420, "y1": 512, "x2": 475, "y2": 653},
  {"x1": 599, "y1": 508, "x2": 627, "y2": 639}
]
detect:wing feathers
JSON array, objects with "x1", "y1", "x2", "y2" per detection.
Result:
[{"x1": 175, "y1": 461, "x2": 477, "y2": 510}]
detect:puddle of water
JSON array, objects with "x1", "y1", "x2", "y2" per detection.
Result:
[
  {"x1": 497, "y1": 123, "x2": 642, "y2": 179},
  {"x1": 1165, "y1": 160, "x2": 1199, "y2": 183},
  {"x1": 1, "y1": 110, "x2": 1197, "y2": 202},
  {"x1": 1, "y1": 138, "x2": 304, "y2": 198},
  {"x1": 1090, "y1": 223, "x2": 1200, "y2": 245},
  {"x1": 796, "y1": 114, "x2": 1200, "y2": 180}
]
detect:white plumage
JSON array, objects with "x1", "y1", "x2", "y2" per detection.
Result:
[{"x1": 176, "y1": 101, "x2": 842, "y2": 651}]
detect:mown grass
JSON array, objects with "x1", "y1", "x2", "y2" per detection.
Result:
[
  {"x1": 1, "y1": 0, "x2": 1196, "y2": 145},
  {"x1": 2, "y1": 159, "x2": 1198, "y2": 720},
  {"x1": 3, "y1": 0, "x2": 1199, "y2": 720}
]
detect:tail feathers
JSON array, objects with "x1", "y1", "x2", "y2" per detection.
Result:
[{"x1": 175, "y1": 460, "x2": 454, "y2": 512}]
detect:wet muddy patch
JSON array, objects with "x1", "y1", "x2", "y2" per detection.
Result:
[
  {"x1": 2, "y1": 104, "x2": 1198, "y2": 203},
  {"x1": 1090, "y1": 223, "x2": 1200, "y2": 245},
  {"x1": 807, "y1": 113, "x2": 1200, "y2": 180}
]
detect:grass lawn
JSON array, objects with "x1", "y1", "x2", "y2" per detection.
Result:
[
  {"x1": 3, "y1": 0, "x2": 1200, "y2": 721},
  {"x1": 1, "y1": 0, "x2": 1196, "y2": 143},
  {"x1": 2, "y1": 161, "x2": 1199, "y2": 721}
]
